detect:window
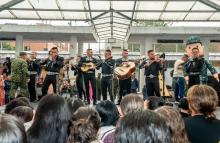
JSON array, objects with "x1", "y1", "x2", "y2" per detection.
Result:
[{"x1": 128, "y1": 43, "x2": 140, "y2": 52}]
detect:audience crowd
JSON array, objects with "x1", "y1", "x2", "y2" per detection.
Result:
[{"x1": 0, "y1": 84, "x2": 220, "y2": 143}]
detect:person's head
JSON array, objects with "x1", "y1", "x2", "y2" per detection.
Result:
[
  {"x1": 68, "y1": 107, "x2": 101, "y2": 143},
  {"x1": 122, "y1": 49, "x2": 128, "y2": 59},
  {"x1": 5, "y1": 98, "x2": 32, "y2": 114},
  {"x1": 156, "y1": 106, "x2": 189, "y2": 143},
  {"x1": 192, "y1": 47, "x2": 200, "y2": 59},
  {"x1": 144, "y1": 96, "x2": 165, "y2": 110},
  {"x1": 30, "y1": 51, "x2": 37, "y2": 59},
  {"x1": 19, "y1": 52, "x2": 28, "y2": 60},
  {"x1": 66, "y1": 97, "x2": 84, "y2": 115},
  {"x1": 9, "y1": 106, "x2": 34, "y2": 124},
  {"x1": 147, "y1": 50, "x2": 155, "y2": 60},
  {"x1": 27, "y1": 95, "x2": 71, "y2": 143},
  {"x1": 86, "y1": 48, "x2": 93, "y2": 57},
  {"x1": 120, "y1": 94, "x2": 144, "y2": 116},
  {"x1": 178, "y1": 98, "x2": 189, "y2": 111},
  {"x1": 181, "y1": 54, "x2": 189, "y2": 62},
  {"x1": 0, "y1": 114, "x2": 27, "y2": 143},
  {"x1": 104, "y1": 49, "x2": 112, "y2": 59},
  {"x1": 115, "y1": 110, "x2": 171, "y2": 143},
  {"x1": 51, "y1": 47, "x2": 59, "y2": 59},
  {"x1": 187, "y1": 85, "x2": 218, "y2": 119},
  {"x1": 96, "y1": 100, "x2": 119, "y2": 126}
]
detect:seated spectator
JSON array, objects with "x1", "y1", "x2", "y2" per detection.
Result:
[
  {"x1": 185, "y1": 85, "x2": 220, "y2": 143},
  {"x1": 66, "y1": 96, "x2": 84, "y2": 115},
  {"x1": 68, "y1": 107, "x2": 101, "y2": 143},
  {"x1": 120, "y1": 94, "x2": 144, "y2": 116},
  {"x1": 144, "y1": 96, "x2": 165, "y2": 110},
  {"x1": 96, "y1": 101, "x2": 119, "y2": 143},
  {"x1": 9, "y1": 106, "x2": 34, "y2": 130},
  {"x1": 178, "y1": 97, "x2": 190, "y2": 118},
  {"x1": 27, "y1": 95, "x2": 71, "y2": 143},
  {"x1": 5, "y1": 97, "x2": 32, "y2": 113},
  {"x1": 156, "y1": 106, "x2": 189, "y2": 143},
  {"x1": 0, "y1": 113, "x2": 27, "y2": 143},
  {"x1": 214, "y1": 96, "x2": 220, "y2": 120},
  {"x1": 115, "y1": 110, "x2": 171, "y2": 143}
]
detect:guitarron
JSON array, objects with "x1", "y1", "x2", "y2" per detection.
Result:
[
  {"x1": 114, "y1": 62, "x2": 136, "y2": 80},
  {"x1": 81, "y1": 62, "x2": 95, "y2": 72}
]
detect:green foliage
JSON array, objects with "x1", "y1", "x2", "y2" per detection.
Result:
[{"x1": 2, "y1": 42, "x2": 14, "y2": 50}]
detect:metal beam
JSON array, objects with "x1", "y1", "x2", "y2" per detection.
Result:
[
  {"x1": 114, "y1": 21, "x2": 130, "y2": 26},
  {"x1": 125, "y1": 0, "x2": 137, "y2": 41},
  {"x1": 27, "y1": 0, "x2": 42, "y2": 19},
  {"x1": 68, "y1": 0, "x2": 196, "y2": 1},
  {"x1": 7, "y1": 8, "x2": 220, "y2": 13},
  {"x1": 199, "y1": 0, "x2": 220, "y2": 10},
  {"x1": 1, "y1": 17, "x2": 220, "y2": 22},
  {"x1": 94, "y1": 22, "x2": 110, "y2": 26},
  {"x1": 91, "y1": 11, "x2": 109, "y2": 20},
  {"x1": 86, "y1": 0, "x2": 99, "y2": 40},
  {"x1": 114, "y1": 11, "x2": 132, "y2": 21},
  {"x1": 183, "y1": 1, "x2": 197, "y2": 21},
  {"x1": 0, "y1": 0, "x2": 24, "y2": 11},
  {"x1": 56, "y1": 0, "x2": 65, "y2": 20}
]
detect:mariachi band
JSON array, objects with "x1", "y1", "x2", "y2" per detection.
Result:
[{"x1": 23, "y1": 36, "x2": 219, "y2": 104}]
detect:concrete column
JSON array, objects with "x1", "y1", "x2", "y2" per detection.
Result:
[
  {"x1": 15, "y1": 35, "x2": 23, "y2": 57},
  {"x1": 139, "y1": 37, "x2": 155, "y2": 92},
  {"x1": 78, "y1": 42, "x2": 84, "y2": 56},
  {"x1": 69, "y1": 36, "x2": 78, "y2": 57}
]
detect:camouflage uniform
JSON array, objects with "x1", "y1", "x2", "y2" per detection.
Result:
[
  {"x1": 184, "y1": 58, "x2": 217, "y2": 88},
  {"x1": 10, "y1": 58, "x2": 29, "y2": 97}
]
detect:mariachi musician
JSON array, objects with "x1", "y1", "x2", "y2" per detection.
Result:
[
  {"x1": 71, "y1": 55, "x2": 85, "y2": 100},
  {"x1": 139, "y1": 50, "x2": 163, "y2": 97},
  {"x1": 78, "y1": 48, "x2": 99, "y2": 105},
  {"x1": 115, "y1": 49, "x2": 131, "y2": 104},
  {"x1": 99, "y1": 49, "x2": 115, "y2": 101},
  {"x1": 41, "y1": 47, "x2": 64, "y2": 97},
  {"x1": 27, "y1": 51, "x2": 41, "y2": 102}
]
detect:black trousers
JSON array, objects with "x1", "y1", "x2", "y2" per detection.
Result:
[
  {"x1": 76, "y1": 75, "x2": 85, "y2": 99},
  {"x1": 28, "y1": 74, "x2": 37, "y2": 102},
  {"x1": 118, "y1": 77, "x2": 131, "y2": 103},
  {"x1": 188, "y1": 75, "x2": 201, "y2": 89},
  {"x1": 84, "y1": 74, "x2": 96, "y2": 104},
  {"x1": 42, "y1": 75, "x2": 57, "y2": 96},
  {"x1": 101, "y1": 76, "x2": 113, "y2": 101},
  {"x1": 145, "y1": 77, "x2": 161, "y2": 97}
]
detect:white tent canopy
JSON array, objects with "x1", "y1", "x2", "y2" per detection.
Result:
[{"x1": 1, "y1": 0, "x2": 220, "y2": 41}]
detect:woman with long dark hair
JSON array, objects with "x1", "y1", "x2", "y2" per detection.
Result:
[{"x1": 27, "y1": 95, "x2": 71, "y2": 143}]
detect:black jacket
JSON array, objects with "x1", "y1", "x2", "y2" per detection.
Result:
[
  {"x1": 41, "y1": 56, "x2": 64, "y2": 72},
  {"x1": 185, "y1": 115, "x2": 220, "y2": 143}
]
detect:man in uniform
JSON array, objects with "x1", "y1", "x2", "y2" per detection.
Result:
[
  {"x1": 10, "y1": 52, "x2": 29, "y2": 98},
  {"x1": 78, "y1": 49, "x2": 99, "y2": 105},
  {"x1": 115, "y1": 49, "x2": 131, "y2": 104},
  {"x1": 184, "y1": 36, "x2": 219, "y2": 88},
  {"x1": 41, "y1": 47, "x2": 64, "y2": 96},
  {"x1": 27, "y1": 51, "x2": 41, "y2": 102}
]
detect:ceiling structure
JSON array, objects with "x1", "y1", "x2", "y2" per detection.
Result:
[{"x1": 0, "y1": 0, "x2": 220, "y2": 41}]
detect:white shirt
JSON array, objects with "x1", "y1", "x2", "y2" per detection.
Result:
[{"x1": 173, "y1": 59, "x2": 185, "y2": 77}]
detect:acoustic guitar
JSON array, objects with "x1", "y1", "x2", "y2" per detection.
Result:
[
  {"x1": 114, "y1": 62, "x2": 136, "y2": 80},
  {"x1": 81, "y1": 62, "x2": 95, "y2": 73}
]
